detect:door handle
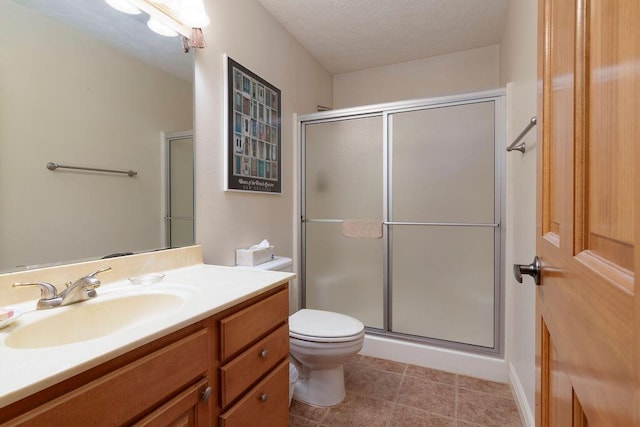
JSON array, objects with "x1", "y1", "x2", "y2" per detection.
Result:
[{"x1": 513, "y1": 256, "x2": 541, "y2": 286}]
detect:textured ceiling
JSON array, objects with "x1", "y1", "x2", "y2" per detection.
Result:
[
  {"x1": 16, "y1": 0, "x2": 508, "y2": 79},
  {"x1": 257, "y1": 0, "x2": 509, "y2": 74}
]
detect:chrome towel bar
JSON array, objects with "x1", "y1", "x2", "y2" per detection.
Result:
[
  {"x1": 506, "y1": 116, "x2": 537, "y2": 153},
  {"x1": 47, "y1": 162, "x2": 137, "y2": 177}
]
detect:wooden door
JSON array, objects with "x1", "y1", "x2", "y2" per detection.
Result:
[{"x1": 536, "y1": 0, "x2": 639, "y2": 426}]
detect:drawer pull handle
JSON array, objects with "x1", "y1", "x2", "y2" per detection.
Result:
[
  {"x1": 201, "y1": 386, "x2": 212, "y2": 402},
  {"x1": 259, "y1": 348, "x2": 270, "y2": 358},
  {"x1": 259, "y1": 393, "x2": 269, "y2": 402}
]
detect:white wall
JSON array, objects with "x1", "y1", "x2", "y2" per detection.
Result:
[
  {"x1": 194, "y1": 0, "x2": 332, "y2": 273},
  {"x1": 333, "y1": 45, "x2": 500, "y2": 108},
  {"x1": 500, "y1": 1, "x2": 538, "y2": 425},
  {"x1": 0, "y1": 2, "x2": 193, "y2": 271}
]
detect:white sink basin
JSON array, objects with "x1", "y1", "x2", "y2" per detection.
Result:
[{"x1": 5, "y1": 293, "x2": 185, "y2": 349}]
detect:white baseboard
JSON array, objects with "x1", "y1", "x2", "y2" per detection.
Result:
[
  {"x1": 361, "y1": 334, "x2": 508, "y2": 383},
  {"x1": 509, "y1": 362, "x2": 535, "y2": 427}
]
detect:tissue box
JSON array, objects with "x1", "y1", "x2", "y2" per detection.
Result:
[{"x1": 235, "y1": 246, "x2": 275, "y2": 266}]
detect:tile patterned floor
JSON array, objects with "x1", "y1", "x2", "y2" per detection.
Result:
[{"x1": 289, "y1": 354, "x2": 523, "y2": 427}]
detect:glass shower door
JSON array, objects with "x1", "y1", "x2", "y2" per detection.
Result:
[
  {"x1": 303, "y1": 116, "x2": 384, "y2": 329},
  {"x1": 388, "y1": 102, "x2": 498, "y2": 348},
  {"x1": 300, "y1": 94, "x2": 503, "y2": 352}
]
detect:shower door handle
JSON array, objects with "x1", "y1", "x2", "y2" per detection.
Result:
[{"x1": 513, "y1": 256, "x2": 541, "y2": 286}]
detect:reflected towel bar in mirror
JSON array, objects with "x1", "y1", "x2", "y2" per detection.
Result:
[{"x1": 47, "y1": 162, "x2": 138, "y2": 177}]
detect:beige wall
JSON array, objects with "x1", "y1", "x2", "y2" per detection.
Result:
[
  {"x1": 332, "y1": 45, "x2": 500, "y2": 108},
  {"x1": 194, "y1": 0, "x2": 332, "y2": 268},
  {"x1": 500, "y1": 0, "x2": 538, "y2": 424},
  {"x1": 0, "y1": 2, "x2": 193, "y2": 271}
]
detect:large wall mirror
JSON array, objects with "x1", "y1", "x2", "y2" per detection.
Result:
[{"x1": 0, "y1": 0, "x2": 194, "y2": 273}]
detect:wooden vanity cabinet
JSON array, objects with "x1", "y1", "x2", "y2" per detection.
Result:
[
  {"x1": 219, "y1": 359, "x2": 289, "y2": 426},
  {"x1": 0, "y1": 283, "x2": 290, "y2": 427},
  {"x1": 218, "y1": 287, "x2": 290, "y2": 427},
  {"x1": 133, "y1": 377, "x2": 211, "y2": 427},
  {"x1": 0, "y1": 322, "x2": 212, "y2": 427}
]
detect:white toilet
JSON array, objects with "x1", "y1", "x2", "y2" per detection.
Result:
[
  {"x1": 289, "y1": 308, "x2": 364, "y2": 407},
  {"x1": 238, "y1": 256, "x2": 365, "y2": 407}
]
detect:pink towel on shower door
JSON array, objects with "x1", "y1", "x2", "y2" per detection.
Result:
[{"x1": 342, "y1": 220, "x2": 383, "y2": 238}]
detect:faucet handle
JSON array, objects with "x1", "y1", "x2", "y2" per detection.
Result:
[
  {"x1": 13, "y1": 282, "x2": 58, "y2": 299},
  {"x1": 86, "y1": 266, "x2": 112, "y2": 278},
  {"x1": 79, "y1": 266, "x2": 111, "y2": 291}
]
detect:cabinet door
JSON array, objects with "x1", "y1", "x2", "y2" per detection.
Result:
[
  {"x1": 5, "y1": 328, "x2": 209, "y2": 426},
  {"x1": 133, "y1": 378, "x2": 211, "y2": 427}
]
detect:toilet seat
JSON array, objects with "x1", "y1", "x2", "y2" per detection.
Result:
[{"x1": 289, "y1": 309, "x2": 365, "y2": 343}]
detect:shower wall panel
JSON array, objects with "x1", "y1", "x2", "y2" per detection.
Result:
[
  {"x1": 390, "y1": 226, "x2": 495, "y2": 347},
  {"x1": 389, "y1": 102, "x2": 495, "y2": 223},
  {"x1": 304, "y1": 116, "x2": 384, "y2": 329},
  {"x1": 305, "y1": 222, "x2": 384, "y2": 328},
  {"x1": 389, "y1": 102, "x2": 497, "y2": 347}
]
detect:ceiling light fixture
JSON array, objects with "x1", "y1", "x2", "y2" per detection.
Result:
[
  {"x1": 178, "y1": 0, "x2": 211, "y2": 28},
  {"x1": 105, "y1": 0, "x2": 141, "y2": 15},
  {"x1": 146, "y1": 17, "x2": 179, "y2": 37},
  {"x1": 105, "y1": 0, "x2": 210, "y2": 45}
]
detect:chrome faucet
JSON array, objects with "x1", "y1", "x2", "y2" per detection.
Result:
[
  {"x1": 59, "y1": 266, "x2": 111, "y2": 305},
  {"x1": 13, "y1": 267, "x2": 111, "y2": 309},
  {"x1": 12, "y1": 281, "x2": 59, "y2": 310}
]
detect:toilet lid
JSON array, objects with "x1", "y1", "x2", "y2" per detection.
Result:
[{"x1": 289, "y1": 309, "x2": 364, "y2": 342}]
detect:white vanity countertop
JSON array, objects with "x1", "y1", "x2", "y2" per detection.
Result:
[{"x1": 0, "y1": 263, "x2": 295, "y2": 409}]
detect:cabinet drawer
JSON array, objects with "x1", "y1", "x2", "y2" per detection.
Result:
[
  {"x1": 220, "y1": 323, "x2": 289, "y2": 407},
  {"x1": 7, "y1": 328, "x2": 209, "y2": 426},
  {"x1": 220, "y1": 289, "x2": 288, "y2": 361},
  {"x1": 219, "y1": 359, "x2": 289, "y2": 427}
]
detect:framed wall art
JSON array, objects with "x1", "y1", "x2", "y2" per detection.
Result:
[{"x1": 224, "y1": 55, "x2": 281, "y2": 194}]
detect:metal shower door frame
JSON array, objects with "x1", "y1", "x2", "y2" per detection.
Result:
[
  {"x1": 298, "y1": 89, "x2": 506, "y2": 356},
  {"x1": 163, "y1": 130, "x2": 195, "y2": 249}
]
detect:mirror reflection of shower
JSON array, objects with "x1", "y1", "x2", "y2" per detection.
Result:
[
  {"x1": 165, "y1": 132, "x2": 195, "y2": 248},
  {"x1": 0, "y1": 0, "x2": 194, "y2": 272}
]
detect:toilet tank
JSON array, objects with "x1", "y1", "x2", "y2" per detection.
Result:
[{"x1": 238, "y1": 256, "x2": 293, "y2": 272}]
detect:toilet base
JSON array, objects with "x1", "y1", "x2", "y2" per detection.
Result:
[{"x1": 292, "y1": 365, "x2": 346, "y2": 407}]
